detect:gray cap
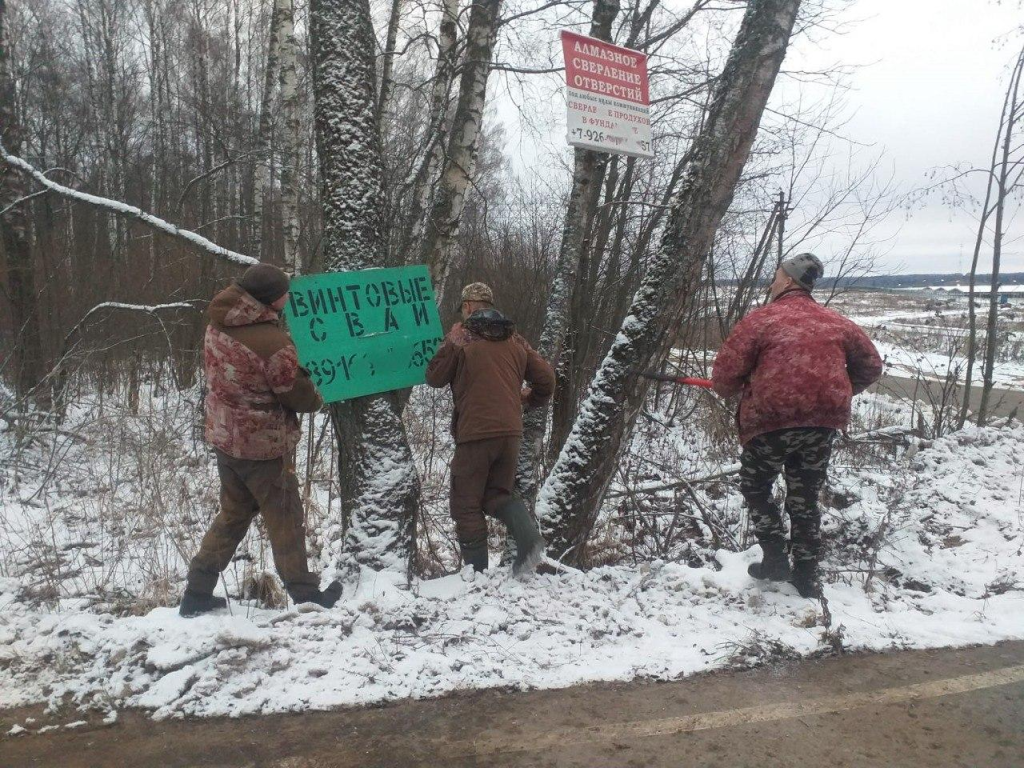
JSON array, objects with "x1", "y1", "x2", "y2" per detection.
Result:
[{"x1": 781, "y1": 253, "x2": 824, "y2": 291}]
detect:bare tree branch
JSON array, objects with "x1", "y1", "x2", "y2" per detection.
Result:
[{"x1": 1, "y1": 143, "x2": 257, "y2": 267}]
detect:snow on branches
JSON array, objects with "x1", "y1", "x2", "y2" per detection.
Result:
[{"x1": 0, "y1": 144, "x2": 257, "y2": 268}]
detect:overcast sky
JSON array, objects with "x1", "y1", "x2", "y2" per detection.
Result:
[
  {"x1": 494, "y1": 0, "x2": 1024, "y2": 277},
  {"x1": 790, "y1": 0, "x2": 1024, "y2": 274}
]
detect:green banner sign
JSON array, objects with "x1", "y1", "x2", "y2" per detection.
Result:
[{"x1": 283, "y1": 265, "x2": 444, "y2": 403}]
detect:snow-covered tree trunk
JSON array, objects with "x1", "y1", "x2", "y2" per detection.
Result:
[
  {"x1": 310, "y1": 0, "x2": 421, "y2": 576},
  {"x1": 0, "y1": 0, "x2": 45, "y2": 402},
  {"x1": 396, "y1": 0, "x2": 459, "y2": 263},
  {"x1": 277, "y1": 0, "x2": 302, "y2": 272},
  {"x1": 418, "y1": 0, "x2": 501, "y2": 292},
  {"x1": 536, "y1": 0, "x2": 802, "y2": 565},
  {"x1": 515, "y1": 0, "x2": 620, "y2": 509}
]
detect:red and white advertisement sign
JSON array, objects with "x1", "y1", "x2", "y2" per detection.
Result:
[{"x1": 560, "y1": 30, "x2": 653, "y2": 158}]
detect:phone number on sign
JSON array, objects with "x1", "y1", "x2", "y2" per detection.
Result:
[{"x1": 304, "y1": 338, "x2": 443, "y2": 388}]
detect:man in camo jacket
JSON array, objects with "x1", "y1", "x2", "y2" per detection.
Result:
[
  {"x1": 712, "y1": 254, "x2": 883, "y2": 598},
  {"x1": 426, "y1": 282, "x2": 555, "y2": 575},
  {"x1": 179, "y1": 263, "x2": 341, "y2": 617}
]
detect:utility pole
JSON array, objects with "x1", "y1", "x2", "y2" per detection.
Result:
[{"x1": 776, "y1": 189, "x2": 787, "y2": 265}]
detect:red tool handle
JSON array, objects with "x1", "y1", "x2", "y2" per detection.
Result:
[
  {"x1": 635, "y1": 371, "x2": 714, "y2": 389},
  {"x1": 676, "y1": 376, "x2": 713, "y2": 389}
]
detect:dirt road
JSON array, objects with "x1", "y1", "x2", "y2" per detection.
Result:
[
  {"x1": 3, "y1": 640, "x2": 1022, "y2": 768},
  {"x1": 874, "y1": 374, "x2": 1024, "y2": 419}
]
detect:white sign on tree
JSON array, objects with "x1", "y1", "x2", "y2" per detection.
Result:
[{"x1": 560, "y1": 30, "x2": 653, "y2": 158}]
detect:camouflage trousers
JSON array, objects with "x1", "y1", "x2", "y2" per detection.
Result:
[
  {"x1": 739, "y1": 427, "x2": 837, "y2": 563},
  {"x1": 450, "y1": 436, "x2": 520, "y2": 548},
  {"x1": 186, "y1": 449, "x2": 320, "y2": 599}
]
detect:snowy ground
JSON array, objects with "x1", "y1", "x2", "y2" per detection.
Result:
[
  {"x1": 1, "y1": 287, "x2": 1022, "y2": 725},
  {"x1": 833, "y1": 289, "x2": 1024, "y2": 388},
  {"x1": 2, "y1": 409, "x2": 1022, "y2": 723},
  {"x1": 873, "y1": 340, "x2": 1024, "y2": 389}
]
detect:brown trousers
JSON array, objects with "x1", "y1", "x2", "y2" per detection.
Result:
[
  {"x1": 450, "y1": 435, "x2": 520, "y2": 546},
  {"x1": 186, "y1": 449, "x2": 319, "y2": 597}
]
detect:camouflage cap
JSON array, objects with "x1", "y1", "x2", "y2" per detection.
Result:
[
  {"x1": 781, "y1": 253, "x2": 824, "y2": 291},
  {"x1": 461, "y1": 282, "x2": 494, "y2": 304}
]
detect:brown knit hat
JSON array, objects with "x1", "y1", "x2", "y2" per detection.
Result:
[{"x1": 238, "y1": 264, "x2": 290, "y2": 306}]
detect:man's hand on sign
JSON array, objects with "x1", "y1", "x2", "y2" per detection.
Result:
[{"x1": 446, "y1": 322, "x2": 472, "y2": 348}]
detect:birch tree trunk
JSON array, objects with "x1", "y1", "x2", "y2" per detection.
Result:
[
  {"x1": 515, "y1": 0, "x2": 621, "y2": 509},
  {"x1": 252, "y1": 0, "x2": 283, "y2": 260},
  {"x1": 536, "y1": 0, "x2": 802, "y2": 565},
  {"x1": 0, "y1": 0, "x2": 45, "y2": 402},
  {"x1": 978, "y1": 49, "x2": 1024, "y2": 425},
  {"x1": 143, "y1": 0, "x2": 166, "y2": 270},
  {"x1": 418, "y1": 0, "x2": 501, "y2": 292},
  {"x1": 396, "y1": 0, "x2": 459, "y2": 263},
  {"x1": 310, "y1": 0, "x2": 421, "y2": 576},
  {"x1": 277, "y1": 0, "x2": 302, "y2": 272}
]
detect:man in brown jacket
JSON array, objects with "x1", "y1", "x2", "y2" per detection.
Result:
[
  {"x1": 426, "y1": 283, "x2": 556, "y2": 575},
  {"x1": 180, "y1": 263, "x2": 341, "y2": 617}
]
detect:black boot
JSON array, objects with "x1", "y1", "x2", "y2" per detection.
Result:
[
  {"x1": 179, "y1": 590, "x2": 228, "y2": 618},
  {"x1": 747, "y1": 539, "x2": 792, "y2": 582},
  {"x1": 494, "y1": 498, "x2": 546, "y2": 576},
  {"x1": 791, "y1": 560, "x2": 822, "y2": 599},
  {"x1": 289, "y1": 580, "x2": 343, "y2": 608},
  {"x1": 460, "y1": 540, "x2": 489, "y2": 572}
]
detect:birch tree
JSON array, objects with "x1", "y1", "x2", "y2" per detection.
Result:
[
  {"x1": 251, "y1": 0, "x2": 302, "y2": 270},
  {"x1": 309, "y1": 0, "x2": 421, "y2": 575},
  {"x1": 396, "y1": 0, "x2": 459, "y2": 264},
  {"x1": 536, "y1": 0, "x2": 803, "y2": 565},
  {"x1": 514, "y1": 0, "x2": 621, "y2": 509},
  {"x1": 277, "y1": 0, "x2": 302, "y2": 272},
  {"x1": 418, "y1": 0, "x2": 502, "y2": 293},
  {"x1": 252, "y1": 0, "x2": 283, "y2": 261}
]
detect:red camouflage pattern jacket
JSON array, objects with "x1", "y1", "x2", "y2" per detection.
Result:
[
  {"x1": 204, "y1": 283, "x2": 322, "y2": 460},
  {"x1": 711, "y1": 290, "x2": 883, "y2": 446}
]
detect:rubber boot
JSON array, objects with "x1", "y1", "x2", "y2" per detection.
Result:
[
  {"x1": 179, "y1": 590, "x2": 228, "y2": 618},
  {"x1": 460, "y1": 540, "x2": 488, "y2": 572},
  {"x1": 747, "y1": 539, "x2": 792, "y2": 582},
  {"x1": 289, "y1": 580, "x2": 343, "y2": 608},
  {"x1": 791, "y1": 560, "x2": 822, "y2": 599},
  {"x1": 494, "y1": 497, "x2": 546, "y2": 576}
]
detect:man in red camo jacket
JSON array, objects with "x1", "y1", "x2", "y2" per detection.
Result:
[
  {"x1": 180, "y1": 264, "x2": 341, "y2": 617},
  {"x1": 712, "y1": 253, "x2": 883, "y2": 598}
]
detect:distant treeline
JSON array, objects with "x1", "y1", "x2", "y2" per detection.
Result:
[{"x1": 828, "y1": 273, "x2": 1024, "y2": 290}]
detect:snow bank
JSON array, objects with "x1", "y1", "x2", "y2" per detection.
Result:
[
  {"x1": 2, "y1": 425, "x2": 1022, "y2": 720},
  {"x1": 874, "y1": 340, "x2": 1024, "y2": 388}
]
